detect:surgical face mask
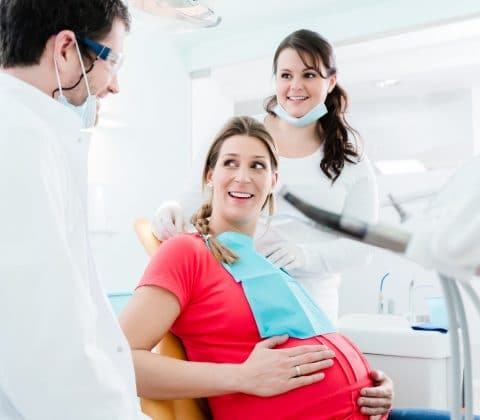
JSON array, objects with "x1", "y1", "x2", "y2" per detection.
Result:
[
  {"x1": 272, "y1": 101, "x2": 328, "y2": 128},
  {"x1": 54, "y1": 39, "x2": 97, "y2": 129}
]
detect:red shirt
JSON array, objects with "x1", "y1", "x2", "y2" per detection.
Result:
[{"x1": 139, "y1": 234, "x2": 374, "y2": 420}]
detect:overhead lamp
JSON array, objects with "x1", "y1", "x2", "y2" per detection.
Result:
[{"x1": 130, "y1": 0, "x2": 221, "y2": 28}]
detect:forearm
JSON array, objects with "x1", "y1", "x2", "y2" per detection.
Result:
[
  {"x1": 133, "y1": 350, "x2": 242, "y2": 399},
  {"x1": 406, "y1": 193, "x2": 480, "y2": 278}
]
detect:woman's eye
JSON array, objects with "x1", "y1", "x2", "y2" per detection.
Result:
[
  {"x1": 304, "y1": 72, "x2": 317, "y2": 78},
  {"x1": 223, "y1": 159, "x2": 237, "y2": 167},
  {"x1": 252, "y1": 162, "x2": 266, "y2": 169},
  {"x1": 280, "y1": 73, "x2": 292, "y2": 79}
]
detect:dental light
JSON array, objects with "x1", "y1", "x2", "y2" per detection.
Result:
[
  {"x1": 130, "y1": 0, "x2": 221, "y2": 28},
  {"x1": 280, "y1": 186, "x2": 479, "y2": 420}
]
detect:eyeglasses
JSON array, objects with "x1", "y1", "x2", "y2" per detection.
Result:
[{"x1": 76, "y1": 35, "x2": 124, "y2": 74}]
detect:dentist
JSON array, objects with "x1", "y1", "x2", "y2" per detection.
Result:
[{"x1": 0, "y1": 1, "x2": 148, "y2": 419}]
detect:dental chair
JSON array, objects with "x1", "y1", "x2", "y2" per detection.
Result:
[{"x1": 134, "y1": 218, "x2": 211, "y2": 420}]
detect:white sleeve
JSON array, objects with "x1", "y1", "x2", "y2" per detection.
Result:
[
  {"x1": 406, "y1": 189, "x2": 480, "y2": 278},
  {"x1": 0, "y1": 128, "x2": 147, "y2": 420},
  {"x1": 405, "y1": 158, "x2": 480, "y2": 278},
  {"x1": 432, "y1": 191, "x2": 480, "y2": 268},
  {"x1": 296, "y1": 159, "x2": 379, "y2": 275}
]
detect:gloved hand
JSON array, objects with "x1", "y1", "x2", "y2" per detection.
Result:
[
  {"x1": 151, "y1": 200, "x2": 185, "y2": 241},
  {"x1": 259, "y1": 241, "x2": 306, "y2": 271}
]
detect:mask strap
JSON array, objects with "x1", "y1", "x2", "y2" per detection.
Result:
[
  {"x1": 74, "y1": 38, "x2": 92, "y2": 96},
  {"x1": 53, "y1": 59, "x2": 64, "y2": 97}
]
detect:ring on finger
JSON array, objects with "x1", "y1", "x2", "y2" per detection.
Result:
[{"x1": 295, "y1": 365, "x2": 302, "y2": 377}]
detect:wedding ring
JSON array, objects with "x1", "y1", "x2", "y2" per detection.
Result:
[{"x1": 295, "y1": 365, "x2": 302, "y2": 377}]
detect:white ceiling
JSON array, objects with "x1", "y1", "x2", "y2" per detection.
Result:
[
  {"x1": 207, "y1": 16, "x2": 480, "y2": 105},
  {"x1": 131, "y1": 0, "x2": 480, "y2": 103},
  {"x1": 132, "y1": 0, "x2": 480, "y2": 72}
]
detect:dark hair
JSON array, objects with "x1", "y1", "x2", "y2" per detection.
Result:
[
  {"x1": 191, "y1": 116, "x2": 279, "y2": 264},
  {"x1": 0, "y1": 0, "x2": 131, "y2": 67},
  {"x1": 265, "y1": 29, "x2": 360, "y2": 182}
]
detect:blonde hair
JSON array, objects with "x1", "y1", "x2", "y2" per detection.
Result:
[{"x1": 191, "y1": 116, "x2": 279, "y2": 264}]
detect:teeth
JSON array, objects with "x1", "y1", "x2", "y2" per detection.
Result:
[
  {"x1": 229, "y1": 192, "x2": 253, "y2": 198},
  {"x1": 289, "y1": 96, "x2": 307, "y2": 100}
]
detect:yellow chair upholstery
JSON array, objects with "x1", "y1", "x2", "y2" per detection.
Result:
[{"x1": 134, "y1": 218, "x2": 211, "y2": 420}]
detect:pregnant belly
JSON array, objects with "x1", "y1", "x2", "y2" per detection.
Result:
[{"x1": 210, "y1": 333, "x2": 373, "y2": 420}]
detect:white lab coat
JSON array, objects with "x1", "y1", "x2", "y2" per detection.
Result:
[{"x1": 0, "y1": 73, "x2": 148, "y2": 419}]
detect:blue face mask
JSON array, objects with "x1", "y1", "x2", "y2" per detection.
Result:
[
  {"x1": 272, "y1": 102, "x2": 328, "y2": 127},
  {"x1": 215, "y1": 231, "x2": 335, "y2": 339},
  {"x1": 53, "y1": 39, "x2": 97, "y2": 129}
]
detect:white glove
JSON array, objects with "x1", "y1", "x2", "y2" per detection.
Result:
[
  {"x1": 151, "y1": 200, "x2": 185, "y2": 241},
  {"x1": 259, "y1": 242, "x2": 306, "y2": 271}
]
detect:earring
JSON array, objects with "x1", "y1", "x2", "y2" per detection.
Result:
[{"x1": 207, "y1": 181, "x2": 213, "y2": 188}]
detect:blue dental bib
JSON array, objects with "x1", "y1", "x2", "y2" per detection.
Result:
[{"x1": 216, "y1": 231, "x2": 335, "y2": 339}]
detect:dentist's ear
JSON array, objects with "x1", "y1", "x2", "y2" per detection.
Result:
[
  {"x1": 51, "y1": 30, "x2": 81, "y2": 86},
  {"x1": 52, "y1": 30, "x2": 77, "y2": 67}
]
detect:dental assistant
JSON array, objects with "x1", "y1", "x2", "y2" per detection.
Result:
[{"x1": 0, "y1": 1, "x2": 147, "y2": 419}]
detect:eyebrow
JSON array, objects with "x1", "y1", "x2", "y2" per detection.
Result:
[
  {"x1": 222, "y1": 153, "x2": 267, "y2": 159},
  {"x1": 279, "y1": 67, "x2": 318, "y2": 72}
]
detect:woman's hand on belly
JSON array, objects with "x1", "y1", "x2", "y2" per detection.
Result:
[
  {"x1": 234, "y1": 335, "x2": 335, "y2": 397},
  {"x1": 358, "y1": 369, "x2": 394, "y2": 419}
]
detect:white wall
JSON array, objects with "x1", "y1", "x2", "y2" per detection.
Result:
[
  {"x1": 87, "y1": 21, "x2": 192, "y2": 292},
  {"x1": 348, "y1": 91, "x2": 474, "y2": 163},
  {"x1": 338, "y1": 90, "x2": 480, "y2": 378},
  {"x1": 191, "y1": 75, "x2": 234, "y2": 163}
]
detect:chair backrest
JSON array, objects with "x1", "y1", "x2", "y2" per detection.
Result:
[{"x1": 134, "y1": 218, "x2": 211, "y2": 420}]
